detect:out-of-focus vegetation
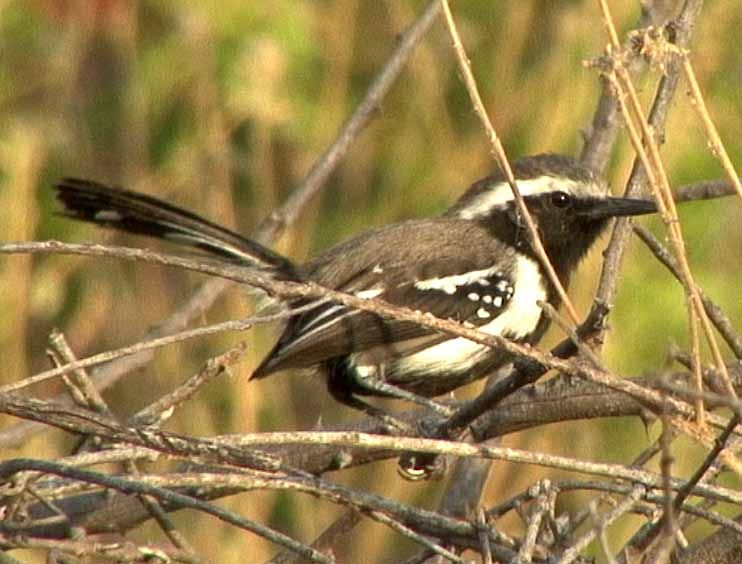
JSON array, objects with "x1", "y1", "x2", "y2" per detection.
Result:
[{"x1": 0, "y1": 1, "x2": 739, "y2": 561}]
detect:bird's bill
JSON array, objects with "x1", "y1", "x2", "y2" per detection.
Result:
[{"x1": 578, "y1": 197, "x2": 657, "y2": 219}]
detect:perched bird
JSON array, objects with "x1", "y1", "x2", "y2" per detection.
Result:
[{"x1": 55, "y1": 154, "x2": 657, "y2": 423}]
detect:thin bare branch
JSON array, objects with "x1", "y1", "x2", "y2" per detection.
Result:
[
  {"x1": 0, "y1": 460, "x2": 332, "y2": 563},
  {"x1": 633, "y1": 224, "x2": 741, "y2": 358},
  {"x1": 679, "y1": 56, "x2": 742, "y2": 200},
  {"x1": 438, "y1": 0, "x2": 580, "y2": 324},
  {"x1": 557, "y1": 486, "x2": 646, "y2": 564}
]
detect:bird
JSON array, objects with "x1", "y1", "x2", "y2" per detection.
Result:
[{"x1": 55, "y1": 154, "x2": 657, "y2": 425}]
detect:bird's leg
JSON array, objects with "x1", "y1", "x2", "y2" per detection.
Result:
[
  {"x1": 335, "y1": 392, "x2": 414, "y2": 434},
  {"x1": 350, "y1": 373, "x2": 455, "y2": 418},
  {"x1": 326, "y1": 360, "x2": 453, "y2": 432},
  {"x1": 324, "y1": 361, "x2": 411, "y2": 432},
  {"x1": 346, "y1": 376, "x2": 457, "y2": 480}
]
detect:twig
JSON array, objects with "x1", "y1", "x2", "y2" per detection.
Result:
[
  {"x1": 557, "y1": 486, "x2": 646, "y2": 564},
  {"x1": 593, "y1": 0, "x2": 704, "y2": 318},
  {"x1": 517, "y1": 481, "x2": 551, "y2": 562},
  {"x1": 0, "y1": 536, "x2": 201, "y2": 563},
  {"x1": 633, "y1": 224, "x2": 742, "y2": 358},
  {"x1": 559, "y1": 433, "x2": 667, "y2": 549},
  {"x1": 595, "y1": 499, "x2": 619, "y2": 564},
  {"x1": 0, "y1": 280, "x2": 233, "y2": 448},
  {"x1": 0, "y1": 268, "x2": 324, "y2": 395},
  {"x1": 579, "y1": 4, "x2": 679, "y2": 173},
  {"x1": 539, "y1": 302, "x2": 602, "y2": 368},
  {"x1": 679, "y1": 56, "x2": 742, "y2": 200},
  {"x1": 476, "y1": 509, "x2": 493, "y2": 564},
  {"x1": 4, "y1": 367, "x2": 740, "y2": 542},
  {"x1": 5, "y1": 319, "x2": 251, "y2": 394},
  {"x1": 672, "y1": 414, "x2": 738, "y2": 514},
  {"x1": 0, "y1": 394, "x2": 283, "y2": 472},
  {"x1": 129, "y1": 343, "x2": 247, "y2": 426},
  {"x1": 659, "y1": 379, "x2": 742, "y2": 418},
  {"x1": 255, "y1": 0, "x2": 442, "y2": 243},
  {"x1": 438, "y1": 0, "x2": 580, "y2": 324},
  {"x1": 608, "y1": 55, "x2": 713, "y2": 425},
  {"x1": 0, "y1": 460, "x2": 332, "y2": 564},
  {"x1": 47, "y1": 331, "x2": 199, "y2": 558},
  {"x1": 16, "y1": 427, "x2": 742, "y2": 505},
  {"x1": 368, "y1": 510, "x2": 466, "y2": 564},
  {"x1": 267, "y1": 510, "x2": 361, "y2": 564},
  {"x1": 546, "y1": 480, "x2": 742, "y2": 535},
  {"x1": 49, "y1": 330, "x2": 111, "y2": 415},
  {"x1": 659, "y1": 395, "x2": 679, "y2": 555},
  {"x1": 675, "y1": 179, "x2": 740, "y2": 202},
  {"x1": 599, "y1": 0, "x2": 734, "y2": 408},
  {"x1": 633, "y1": 414, "x2": 740, "y2": 553}
]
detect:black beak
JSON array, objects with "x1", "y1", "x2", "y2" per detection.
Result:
[{"x1": 578, "y1": 197, "x2": 657, "y2": 220}]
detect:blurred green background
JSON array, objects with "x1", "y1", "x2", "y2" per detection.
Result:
[{"x1": 0, "y1": 1, "x2": 739, "y2": 561}]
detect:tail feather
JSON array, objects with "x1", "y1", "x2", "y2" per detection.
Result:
[{"x1": 55, "y1": 178, "x2": 296, "y2": 277}]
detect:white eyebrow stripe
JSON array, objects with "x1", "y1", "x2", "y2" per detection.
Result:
[{"x1": 456, "y1": 177, "x2": 578, "y2": 219}]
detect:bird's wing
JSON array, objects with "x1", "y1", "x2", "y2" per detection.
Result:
[{"x1": 252, "y1": 248, "x2": 517, "y2": 377}]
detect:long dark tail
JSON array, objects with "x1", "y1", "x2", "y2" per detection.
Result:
[{"x1": 55, "y1": 178, "x2": 297, "y2": 278}]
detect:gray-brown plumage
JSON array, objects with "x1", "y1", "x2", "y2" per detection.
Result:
[{"x1": 55, "y1": 154, "x2": 657, "y2": 413}]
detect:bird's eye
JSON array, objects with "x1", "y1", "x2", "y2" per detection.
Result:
[{"x1": 550, "y1": 191, "x2": 571, "y2": 208}]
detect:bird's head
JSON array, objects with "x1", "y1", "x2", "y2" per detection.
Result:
[{"x1": 446, "y1": 153, "x2": 657, "y2": 276}]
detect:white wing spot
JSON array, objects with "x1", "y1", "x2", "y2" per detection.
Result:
[
  {"x1": 476, "y1": 307, "x2": 491, "y2": 319},
  {"x1": 372, "y1": 264, "x2": 384, "y2": 274},
  {"x1": 468, "y1": 292, "x2": 480, "y2": 301},
  {"x1": 483, "y1": 295, "x2": 493, "y2": 304},
  {"x1": 395, "y1": 256, "x2": 547, "y2": 377},
  {"x1": 354, "y1": 365, "x2": 378, "y2": 380},
  {"x1": 94, "y1": 210, "x2": 123, "y2": 221},
  {"x1": 493, "y1": 296, "x2": 504, "y2": 308},
  {"x1": 415, "y1": 266, "x2": 504, "y2": 295},
  {"x1": 355, "y1": 288, "x2": 384, "y2": 300}
]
